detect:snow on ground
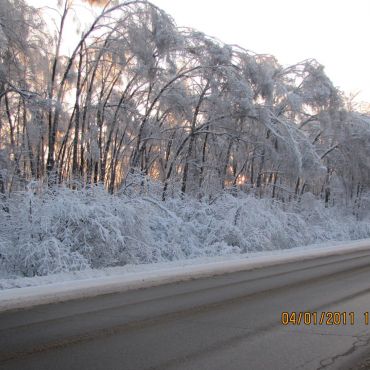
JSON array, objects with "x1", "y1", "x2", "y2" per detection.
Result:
[
  {"x1": 0, "y1": 238, "x2": 369, "y2": 313},
  {"x1": 2, "y1": 184, "x2": 370, "y2": 312}
]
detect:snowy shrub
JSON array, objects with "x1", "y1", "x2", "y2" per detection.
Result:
[{"x1": 0, "y1": 182, "x2": 370, "y2": 278}]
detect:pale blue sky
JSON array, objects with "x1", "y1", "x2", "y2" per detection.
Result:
[{"x1": 151, "y1": 0, "x2": 370, "y2": 103}]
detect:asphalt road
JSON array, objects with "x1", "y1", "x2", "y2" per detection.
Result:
[{"x1": 2, "y1": 249, "x2": 370, "y2": 370}]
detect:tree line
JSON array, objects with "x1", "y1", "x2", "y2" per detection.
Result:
[{"x1": 1, "y1": 0, "x2": 370, "y2": 206}]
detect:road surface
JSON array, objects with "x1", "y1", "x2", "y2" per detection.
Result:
[{"x1": 2, "y1": 248, "x2": 370, "y2": 369}]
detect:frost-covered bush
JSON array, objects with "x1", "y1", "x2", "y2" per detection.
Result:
[
  {"x1": 293, "y1": 192, "x2": 370, "y2": 241},
  {"x1": 0, "y1": 184, "x2": 167, "y2": 276},
  {"x1": 1, "y1": 182, "x2": 370, "y2": 278},
  {"x1": 202, "y1": 195, "x2": 310, "y2": 252}
]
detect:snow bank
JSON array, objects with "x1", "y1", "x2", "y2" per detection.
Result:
[
  {"x1": 0, "y1": 238, "x2": 369, "y2": 312},
  {"x1": 1, "y1": 183, "x2": 370, "y2": 279}
]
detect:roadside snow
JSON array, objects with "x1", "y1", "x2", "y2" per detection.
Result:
[
  {"x1": 2, "y1": 186, "x2": 370, "y2": 279},
  {"x1": 0, "y1": 238, "x2": 369, "y2": 313}
]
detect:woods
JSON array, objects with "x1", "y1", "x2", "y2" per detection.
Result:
[
  {"x1": 1, "y1": 0, "x2": 370, "y2": 278},
  {"x1": 1, "y1": 0, "x2": 369, "y2": 205}
]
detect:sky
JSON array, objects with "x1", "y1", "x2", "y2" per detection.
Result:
[{"x1": 27, "y1": 0, "x2": 370, "y2": 103}]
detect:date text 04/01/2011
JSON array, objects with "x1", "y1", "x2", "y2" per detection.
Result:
[{"x1": 281, "y1": 312, "x2": 370, "y2": 326}]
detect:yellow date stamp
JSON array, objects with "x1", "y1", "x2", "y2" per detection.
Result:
[{"x1": 281, "y1": 311, "x2": 370, "y2": 326}]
